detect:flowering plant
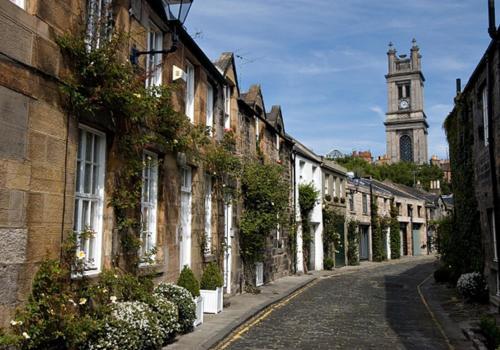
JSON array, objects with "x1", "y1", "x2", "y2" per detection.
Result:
[
  {"x1": 88, "y1": 301, "x2": 165, "y2": 350},
  {"x1": 456, "y1": 272, "x2": 488, "y2": 302},
  {"x1": 154, "y1": 283, "x2": 196, "y2": 334}
]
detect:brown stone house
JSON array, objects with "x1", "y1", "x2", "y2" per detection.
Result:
[
  {"x1": 321, "y1": 158, "x2": 348, "y2": 267},
  {"x1": 445, "y1": 2, "x2": 500, "y2": 308},
  {"x1": 0, "y1": 0, "x2": 241, "y2": 326}
]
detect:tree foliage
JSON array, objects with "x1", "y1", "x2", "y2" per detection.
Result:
[
  {"x1": 441, "y1": 99, "x2": 483, "y2": 280},
  {"x1": 337, "y1": 156, "x2": 449, "y2": 193}
]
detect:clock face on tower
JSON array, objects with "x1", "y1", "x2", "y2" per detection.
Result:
[{"x1": 399, "y1": 99, "x2": 410, "y2": 110}]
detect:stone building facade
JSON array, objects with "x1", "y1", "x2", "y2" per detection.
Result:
[
  {"x1": 321, "y1": 159, "x2": 348, "y2": 267},
  {"x1": 447, "y1": 10, "x2": 500, "y2": 308},
  {"x1": 385, "y1": 40, "x2": 429, "y2": 164},
  {"x1": 0, "y1": 0, "x2": 298, "y2": 326}
]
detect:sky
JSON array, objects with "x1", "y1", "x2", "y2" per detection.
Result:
[{"x1": 185, "y1": 0, "x2": 495, "y2": 159}]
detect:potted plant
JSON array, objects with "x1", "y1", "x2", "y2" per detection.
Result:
[
  {"x1": 177, "y1": 266, "x2": 203, "y2": 327},
  {"x1": 324, "y1": 194, "x2": 332, "y2": 202},
  {"x1": 200, "y1": 262, "x2": 224, "y2": 314},
  {"x1": 333, "y1": 196, "x2": 339, "y2": 203}
]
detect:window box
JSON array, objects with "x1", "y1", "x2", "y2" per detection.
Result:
[
  {"x1": 333, "y1": 196, "x2": 339, "y2": 203},
  {"x1": 200, "y1": 287, "x2": 223, "y2": 314},
  {"x1": 340, "y1": 197, "x2": 346, "y2": 204},
  {"x1": 324, "y1": 194, "x2": 332, "y2": 202},
  {"x1": 193, "y1": 296, "x2": 204, "y2": 326}
]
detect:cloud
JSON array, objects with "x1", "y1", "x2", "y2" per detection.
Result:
[{"x1": 370, "y1": 106, "x2": 386, "y2": 121}]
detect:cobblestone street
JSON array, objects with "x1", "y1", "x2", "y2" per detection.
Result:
[{"x1": 224, "y1": 259, "x2": 448, "y2": 350}]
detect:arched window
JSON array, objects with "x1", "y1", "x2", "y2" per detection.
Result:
[{"x1": 400, "y1": 135, "x2": 413, "y2": 162}]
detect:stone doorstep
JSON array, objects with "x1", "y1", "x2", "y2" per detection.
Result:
[
  {"x1": 461, "y1": 325, "x2": 488, "y2": 350},
  {"x1": 166, "y1": 255, "x2": 435, "y2": 350}
]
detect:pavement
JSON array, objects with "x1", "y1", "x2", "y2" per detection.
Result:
[{"x1": 165, "y1": 255, "x2": 463, "y2": 350}]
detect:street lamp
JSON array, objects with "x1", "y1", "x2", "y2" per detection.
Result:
[{"x1": 130, "y1": 0, "x2": 194, "y2": 65}]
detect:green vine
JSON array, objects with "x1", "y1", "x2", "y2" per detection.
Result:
[
  {"x1": 389, "y1": 202, "x2": 401, "y2": 259},
  {"x1": 371, "y1": 198, "x2": 387, "y2": 262},
  {"x1": 322, "y1": 206, "x2": 344, "y2": 262},
  {"x1": 443, "y1": 96, "x2": 483, "y2": 280},
  {"x1": 56, "y1": 33, "x2": 208, "y2": 272},
  {"x1": 347, "y1": 219, "x2": 359, "y2": 265},
  {"x1": 298, "y1": 183, "x2": 319, "y2": 271},
  {"x1": 239, "y1": 160, "x2": 289, "y2": 285}
]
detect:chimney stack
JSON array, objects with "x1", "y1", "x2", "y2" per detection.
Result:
[
  {"x1": 489, "y1": 0, "x2": 497, "y2": 39},
  {"x1": 456, "y1": 78, "x2": 461, "y2": 95}
]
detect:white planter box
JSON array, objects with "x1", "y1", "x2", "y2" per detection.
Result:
[
  {"x1": 200, "y1": 287, "x2": 223, "y2": 314},
  {"x1": 193, "y1": 296, "x2": 203, "y2": 327}
]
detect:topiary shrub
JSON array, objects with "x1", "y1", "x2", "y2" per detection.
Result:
[
  {"x1": 323, "y1": 257, "x2": 334, "y2": 270},
  {"x1": 177, "y1": 266, "x2": 200, "y2": 298},
  {"x1": 88, "y1": 301, "x2": 166, "y2": 350},
  {"x1": 200, "y1": 262, "x2": 224, "y2": 290},
  {"x1": 154, "y1": 283, "x2": 195, "y2": 334},
  {"x1": 456, "y1": 272, "x2": 489, "y2": 303}
]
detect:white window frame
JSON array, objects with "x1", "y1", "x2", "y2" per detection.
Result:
[
  {"x1": 362, "y1": 194, "x2": 368, "y2": 214},
  {"x1": 85, "y1": 0, "x2": 112, "y2": 51},
  {"x1": 276, "y1": 134, "x2": 280, "y2": 151},
  {"x1": 140, "y1": 151, "x2": 158, "y2": 263},
  {"x1": 491, "y1": 211, "x2": 498, "y2": 262},
  {"x1": 333, "y1": 177, "x2": 337, "y2": 198},
  {"x1": 145, "y1": 23, "x2": 163, "y2": 88},
  {"x1": 324, "y1": 174, "x2": 330, "y2": 195},
  {"x1": 9, "y1": 0, "x2": 25, "y2": 9},
  {"x1": 74, "y1": 125, "x2": 106, "y2": 274},
  {"x1": 224, "y1": 85, "x2": 231, "y2": 129},
  {"x1": 255, "y1": 117, "x2": 259, "y2": 141},
  {"x1": 482, "y1": 87, "x2": 489, "y2": 146},
  {"x1": 204, "y1": 174, "x2": 212, "y2": 255},
  {"x1": 206, "y1": 84, "x2": 214, "y2": 134},
  {"x1": 185, "y1": 61, "x2": 195, "y2": 123}
]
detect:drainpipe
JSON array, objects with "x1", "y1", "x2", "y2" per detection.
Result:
[
  {"x1": 291, "y1": 147, "x2": 297, "y2": 274},
  {"x1": 487, "y1": 0, "x2": 500, "y2": 295}
]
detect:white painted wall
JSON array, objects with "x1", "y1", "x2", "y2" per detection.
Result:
[{"x1": 295, "y1": 154, "x2": 323, "y2": 272}]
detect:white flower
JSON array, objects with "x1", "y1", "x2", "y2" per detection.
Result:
[
  {"x1": 68, "y1": 298, "x2": 76, "y2": 306},
  {"x1": 79, "y1": 298, "x2": 87, "y2": 305},
  {"x1": 173, "y1": 139, "x2": 178, "y2": 144},
  {"x1": 133, "y1": 93, "x2": 142, "y2": 98},
  {"x1": 22, "y1": 332, "x2": 30, "y2": 339},
  {"x1": 110, "y1": 295, "x2": 117, "y2": 303},
  {"x1": 76, "y1": 250, "x2": 86, "y2": 260},
  {"x1": 10, "y1": 320, "x2": 22, "y2": 326},
  {"x1": 102, "y1": 288, "x2": 108, "y2": 293}
]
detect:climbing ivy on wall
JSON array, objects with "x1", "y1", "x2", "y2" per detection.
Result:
[
  {"x1": 370, "y1": 198, "x2": 387, "y2": 262},
  {"x1": 443, "y1": 98, "x2": 483, "y2": 280},
  {"x1": 239, "y1": 160, "x2": 290, "y2": 285},
  {"x1": 298, "y1": 183, "x2": 319, "y2": 271},
  {"x1": 57, "y1": 34, "x2": 208, "y2": 272},
  {"x1": 389, "y1": 203, "x2": 401, "y2": 259},
  {"x1": 347, "y1": 219, "x2": 359, "y2": 266}
]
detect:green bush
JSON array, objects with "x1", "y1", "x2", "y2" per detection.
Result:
[
  {"x1": 323, "y1": 257, "x2": 334, "y2": 270},
  {"x1": 433, "y1": 265, "x2": 452, "y2": 283},
  {"x1": 200, "y1": 262, "x2": 224, "y2": 290},
  {"x1": 154, "y1": 283, "x2": 195, "y2": 334},
  {"x1": 88, "y1": 301, "x2": 166, "y2": 350},
  {"x1": 177, "y1": 266, "x2": 200, "y2": 298},
  {"x1": 347, "y1": 220, "x2": 359, "y2": 266},
  {"x1": 480, "y1": 315, "x2": 500, "y2": 350},
  {"x1": 389, "y1": 203, "x2": 401, "y2": 259}
]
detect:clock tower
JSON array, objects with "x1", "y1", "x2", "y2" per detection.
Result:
[{"x1": 385, "y1": 39, "x2": 429, "y2": 164}]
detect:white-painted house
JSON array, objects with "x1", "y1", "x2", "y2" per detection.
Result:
[{"x1": 292, "y1": 140, "x2": 324, "y2": 273}]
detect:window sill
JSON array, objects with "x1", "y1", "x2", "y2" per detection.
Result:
[{"x1": 138, "y1": 263, "x2": 165, "y2": 277}]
